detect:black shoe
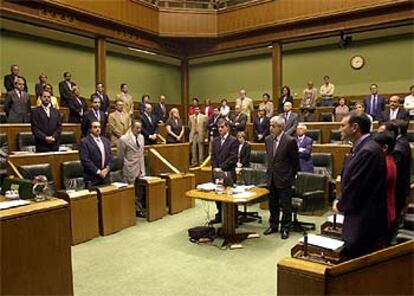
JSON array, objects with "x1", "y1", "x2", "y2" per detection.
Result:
[
  {"x1": 281, "y1": 228, "x2": 289, "y2": 239},
  {"x1": 136, "y1": 211, "x2": 146, "y2": 218},
  {"x1": 263, "y1": 227, "x2": 278, "y2": 235}
]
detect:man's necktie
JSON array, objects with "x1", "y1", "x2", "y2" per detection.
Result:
[
  {"x1": 19, "y1": 91, "x2": 24, "y2": 104},
  {"x1": 136, "y1": 136, "x2": 140, "y2": 148},
  {"x1": 97, "y1": 138, "x2": 105, "y2": 169},
  {"x1": 220, "y1": 137, "x2": 225, "y2": 147},
  {"x1": 272, "y1": 137, "x2": 278, "y2": 157},
  {"x1": 95, "y1": 110, "x2": 100, "y2": 122}
]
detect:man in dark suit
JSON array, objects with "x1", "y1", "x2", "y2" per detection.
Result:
[
  {"x1": 4, "y1": 77, "x2": 31, "y2": 123},
  {"x1": 59, "y1": 72, "x2": 76, "y2": 107},
  {"x1": 4, "y1": 64, "x2": 27, "y2": 92},
  {"x1": 91, "y1": 82, "x2": 110, "y2": 116},
  {"x1": 333, "y1": 110, "x2": 387, "y2": 259},
  {"x1": 392, "y1": 120, "x2": 412, "y2": 222},
  {"x1": 253, "y1": 106, "x2": 270, "y2": 142},
  {"x1": 68, "y1": 86, "x2": 87, "y2": 123},
  {"x1": 280, "y1": 101, "x2": 299, "y2": 136},
  {"x1": 208, "y1": 108, "x2": 221, "y2": 140},
  {"x1": 154, "y1": 95, "x2": 168, "y2": 123},
  {"x1": 80, "y1": 121, "x2": 112, "y2": 187},
  {"x1": 82, "y1": 95, "x2": 107, "y2": 137},
  {"x1": 264, "y1": 115, "x2": 299, "y2": 239},
  {"x1": 296, "y1": 124, "x2": 314, "y2": 173},
  {"x1": 381, "y1": 95, "x2": 409, "y2": 123},
  {"x1": 140, "y1": 103, "x2": 159, "y2": 145},
  {"x1": 363, "y1": 83, "x2": 386, "y2": 121},
  {"x1": 31, "y1": 90, "x2": 62, "y2": 152},
  {"x1": 210, "y1": 119, "x2": 239, "y2": 224},
  {"x1": 229, "y1": 105, "x2": 247, "y2": 136}
]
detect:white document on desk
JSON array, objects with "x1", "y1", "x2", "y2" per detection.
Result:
[
  {"x1": 140, "y1": 176, "x2": 159, "y2": 181},
  {"x1": 0, "y1": 199, "x2": 30, "y2": 210},
  {"x1": 299, "y1": 234, "x2": 344, "y2": 251},
  {"x1": 232, "y1": 191, "x2": 255, "y2": 199},
  {"x1": 327, "y1": 214, "x2": 344, "y2": 224},
  {"x1": 111, "y1": 182, "x2": 129, "y2": 189}
]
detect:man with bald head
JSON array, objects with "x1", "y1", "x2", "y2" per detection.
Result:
[
  {"x1": 154, "y1": 95, "x2": 168, "y2": 123},
  {"x1": 280, "y1": 101, "x2": 299, "y2": 136},
  {"x1": 236, "y1": 89, "x2": 254, "y2": 122},
  {"x1": 4, "y1": 64, "x2": 27, "y2": 92},
  {"x1": 381, "y1": 96, "x2": 409, "y2": 123},
  {"x1": 140, "y1": 103, "x2": 159, "y2": 145}
]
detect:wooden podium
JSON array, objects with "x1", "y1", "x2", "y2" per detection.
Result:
[
  {"x1": 165, "y1": 173, "x2": 195, "y2": 214},
  {"x1": 0, "y1": 197, "x2": 73, "y2": 295},
  {"x1": 137, "y1": 177, "x2": 167, "y2": 222},
  {"x1": 95, "y1": 184, "x2": 136, "y2": 236},
  {"x1": 277, "y1": 240, "x2": 414, "y2": 295},
  {"x1": 58, "y1": 189, "x2": 100, "y2": 245}
]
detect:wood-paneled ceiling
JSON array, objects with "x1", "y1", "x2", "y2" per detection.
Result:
[{"x1": 1, "y1": 0, "x2": 413, "y2": 58}]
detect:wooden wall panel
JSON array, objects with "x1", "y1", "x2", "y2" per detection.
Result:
[
  {"x1": 158, "y1": 9, "x2": 217, "y2": 37},
  {"x1": 217, "y1": 0, "x2": 406, "y2": 35},
  {"x1": 47, "y1": 0, "x2": 159, "y2": 33}
]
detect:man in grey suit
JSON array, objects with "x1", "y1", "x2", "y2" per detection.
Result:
[
  {"x1": 4, "y1": 77, "x2": 31, "y2": 123},
  {"x1": 264, "y1": 115, "x2": 299, "y2": 239},
  {"x1": 280, "y1": 101, "x2": 299, "y2": 136},
  {"x1": 229, "y1": 105, "x2": 247, "y2": 136},
  {"x1": 118, "y1": 120, "x2": 146, "y2": 217}
]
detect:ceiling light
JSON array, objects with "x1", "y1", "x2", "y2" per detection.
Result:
[{"x1": 127, "y1": 47, "x2": 157, "y2": 55}]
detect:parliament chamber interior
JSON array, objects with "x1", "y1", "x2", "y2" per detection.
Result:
[{"x1": 1, "y1": 0, "x2": 414, "y2": 295}]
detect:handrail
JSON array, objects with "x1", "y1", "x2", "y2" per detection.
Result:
[
  {"x1": 7, "y1": 160, "x2": 23, "y2": 179},
  {"x1": 149, "y1": 148, "x2": 181, "y2": 174}
]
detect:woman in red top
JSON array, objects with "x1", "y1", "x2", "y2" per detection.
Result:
[{"x1": 374, "y1": 131, "x2": 397, "y2": 245}]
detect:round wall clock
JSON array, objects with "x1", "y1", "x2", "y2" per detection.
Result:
[{"x1": 350, "y1": 55, "x2": 365, "y2": 70}]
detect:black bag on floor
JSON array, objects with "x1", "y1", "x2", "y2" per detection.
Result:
[{"x1": 188, "y1": 226, "x2": 215, "y2": 243}]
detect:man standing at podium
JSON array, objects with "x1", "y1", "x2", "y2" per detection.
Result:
[
  {"x1": 118, "y1": 120, "x2": 146, "y2": 217},
  {"x1": 80, "y1": 121, "x2": 113, "y2": 187},
  {"x1": 264, "y1": 116, "x2": 298, "y2": 239},
  {"x1": 210, "y1": 119, "x2": 238, "y2": 224},
  {"x1": 334, "y1": 111, "x2": 387, "y2": 258}
]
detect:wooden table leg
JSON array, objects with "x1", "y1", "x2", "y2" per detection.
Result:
[{"x1": 219, "y1": 202, "x2": 259, "y2": 249}]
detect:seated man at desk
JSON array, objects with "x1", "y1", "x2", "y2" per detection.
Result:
[
  {"x1": 31, "y1": 90, "x2": 62, "y2": 152},
  {"x1": 333, "y1": 111, "x2": 387, "y2": 259},
  {"x1": 80, "y1": 121, "x2": 113, "y2": 187}
]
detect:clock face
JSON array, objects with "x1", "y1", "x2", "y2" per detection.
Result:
[{"x1": 351, "y1": 55, "x2": 365, "y2": 70}]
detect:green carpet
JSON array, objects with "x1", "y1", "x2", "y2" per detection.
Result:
[{"x1": 72, "y1": 201, "x2": 330, "y2": 296}]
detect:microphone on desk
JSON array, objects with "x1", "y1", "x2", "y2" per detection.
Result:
[
  {"x1": 303, "y1": 230, "x2": 308, "y2": 257},
  {"x1": 333, "y1": 214, "x2": 337, "y2": 230}
]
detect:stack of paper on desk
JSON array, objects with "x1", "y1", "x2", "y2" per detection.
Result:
[
  {"x1": 0, "y1": 199, "x2": 30, "y2": 210},
  {"x1": 299, "y1": 234, "x2": 344, "y2": 251},
  {"x1": 111, "y1": 182, "x2": 129, "y2": 189},
  {"x1": 196, "y1": 183, "x2": 216, "y2": 192}
]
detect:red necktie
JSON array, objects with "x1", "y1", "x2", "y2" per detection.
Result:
[{"x1": 19, "y1": 91, "x2": 24, "y2": 104}]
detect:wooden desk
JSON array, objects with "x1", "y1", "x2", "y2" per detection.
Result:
[
  {"x1": 165, "y1": 173, "x2": 195, "y2": 214},
  {"x1": 8, "y1": 150, "x2": 80, "y2": 190},
  {"x1": 95, "y1": 184, "x2": 136, "y2": 236},
  {"x1": 137, "y1": 177, "x2": 167, "y2": 222},
  {"x1": 58, "y1": 189, "x2": 100, "y2": 245},
  {"x1": 0, "y1": 123, "x2": 81, "y2": 152},
  {"x1": 0, "y1": 197, "x2": 73, "y2": 295},
  {"x1": 146, "y1": 142, "x2": 190, "y2": 173},
  {"x1": 190, "y1": 166, "x2": 213, "y2": 185},
  {"x1": 277, "y1": 240, "x2": 414, "y2": 295},
  {"x1": 186, "y1": 187, "x2": 269, "y2": 249}
]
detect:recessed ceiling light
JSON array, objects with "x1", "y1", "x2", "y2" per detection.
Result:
[{"x1": 127, "y1": 47, "x2": 157, "y2": 55}]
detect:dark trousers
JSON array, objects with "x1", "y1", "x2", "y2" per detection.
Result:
[{"x1": 268, "y1": 185, "x2": 292, "y2": 229}]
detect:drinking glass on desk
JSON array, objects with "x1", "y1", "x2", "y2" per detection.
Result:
[{"x1": 215, "y1": 178, "x2": 224, "y2": 194}]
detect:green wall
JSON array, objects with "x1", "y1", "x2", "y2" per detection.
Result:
[
  {"x1": 1, "y1": 31, "x2": 95, "y2": 96},
  {"x1": 189, "y1": 34, "x2": 414, "y2": 101},
  {"x1": 106, "y1": 52, "x2": 181, "y2": 104},
  {"x1": 0, "y1": 30, "x2": 181, "y2": 103},
  {"x1": 189, "y1": 55, "x2": 272, "y2": 102}
]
